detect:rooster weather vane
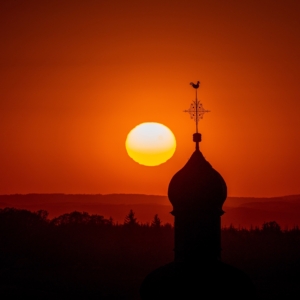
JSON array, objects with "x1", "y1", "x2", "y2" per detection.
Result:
[{"x1": 184, "y1": 81, "x2": 210, "y2": 133}]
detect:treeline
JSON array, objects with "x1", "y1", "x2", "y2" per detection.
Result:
[
  {"x1": 1, "y1": 207, "x2": 300, "y2": 263},
  {"x1": 0, "y1": 207, "x2": 174, "y2": 268},
  {"x1": 1, "y1": 206, "x2": 300, "y2": 274},
  {"x1": 1, "y1": 207, "x2": 300, "y2": 299},
  {"x1": 2, "y1": 206, "x2": 300, "y2": 231}
]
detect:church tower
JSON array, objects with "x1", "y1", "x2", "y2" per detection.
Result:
[
  {"x1": 168, "y1": 81, "x2": 226, "y2": 262},
  {"x1": 140, "y1": 82, "x2": 255, "y2": 299}
]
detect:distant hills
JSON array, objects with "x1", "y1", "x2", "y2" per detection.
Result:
[{"x1": 1, "y1": 194, "x2": 300, "y2": 228}]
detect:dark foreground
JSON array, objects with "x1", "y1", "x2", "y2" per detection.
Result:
[{"x1": 1, "y1": 208, "x2": 300, "y2": 299}]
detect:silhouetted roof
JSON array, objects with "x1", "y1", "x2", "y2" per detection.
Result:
[
  {"x1": 168, "y1": 149, "x2": 227, "y2": 212},
  {"x1": 140, "y1": 261, "x2": 256, "y2": 299}
]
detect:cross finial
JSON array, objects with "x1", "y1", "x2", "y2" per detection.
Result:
[{"x1": 184, "y1": 81, "x2": 210, "y2": 150}]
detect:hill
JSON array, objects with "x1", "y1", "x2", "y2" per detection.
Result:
[{"x1": 1, "y1": 194, "x2": 300, "y2": 228}]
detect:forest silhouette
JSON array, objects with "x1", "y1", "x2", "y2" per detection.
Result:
[
  {"x1": 1, "y1": 207, "x2": 300, "y2": 299},
  {"x1": 1, "y1": 194, "x2": 300, "y2": 228}
]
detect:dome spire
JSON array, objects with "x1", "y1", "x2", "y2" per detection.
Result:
[
  {"x1": 140, "y1": 81, "x2": 256, "y2": 299},
  {"x1": 184, "y1": 81, "x2": 210, "y2": 150}
]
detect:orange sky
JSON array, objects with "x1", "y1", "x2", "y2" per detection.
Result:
[{"x1": 1, "y1": 0, "x2": 300, "y2": 197}]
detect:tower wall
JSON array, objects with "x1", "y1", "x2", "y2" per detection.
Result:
[{"x1": 173, "y1": 210, "x2": 222, "y2": 262}]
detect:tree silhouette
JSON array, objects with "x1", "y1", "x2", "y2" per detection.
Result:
[
  {"x1": 151, "y1": 214, "x2": 161, "y2": 228},
  {"x1": 51, "y1": 211, "x2": 90, "y2": 226},
  {"x1": 51, "y1": 211, "x2": 112, "y2": 227},
  {"x1": 124, "y1": 209, "x2": 138, "y2": 227},
  {"x1": 262, "y1": 221, "x2": 281, "y2": 233}
]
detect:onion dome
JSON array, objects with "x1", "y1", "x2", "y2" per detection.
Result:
[{"x1": 168, "y1": 148, "x2": 227, "y2": 213}]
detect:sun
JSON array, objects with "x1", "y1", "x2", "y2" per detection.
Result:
[{"x1": 125, "y1": 122, "x2": 176, "y2": 166}]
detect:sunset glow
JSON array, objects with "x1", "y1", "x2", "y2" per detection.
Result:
[
  {"x1": 125, "y1": 123, "x2": 176, "y2": 166},
  {"x1": 0, "y1": 0, "x2": 299, "y2": 196},
  {"x1": 1, "y1": 2, "x2": 300, "y2": 297}
]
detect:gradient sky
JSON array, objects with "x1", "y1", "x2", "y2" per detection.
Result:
[{"x1": 1, "y1": 0, "x2": 300, "y2": 197}]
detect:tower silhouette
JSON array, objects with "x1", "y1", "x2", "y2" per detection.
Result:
[{"x1": 140, "y1": 82, "x2": 255, "y2": 299}]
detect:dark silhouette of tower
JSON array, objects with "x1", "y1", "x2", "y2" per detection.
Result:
[
  {"x1": 168, "y1": 138, "x2": 226, "y2": 263},
  {"x1": 140, "y1": 82, "x2": 255, "y2": 299}
]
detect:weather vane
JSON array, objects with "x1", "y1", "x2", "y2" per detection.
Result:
[{"x1": 184, "y1": 81, "x2": 210, "y2": 134}]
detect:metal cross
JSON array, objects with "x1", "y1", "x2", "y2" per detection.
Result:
[{"x1": 184, "y1": 81, "x2": 210, "y2": 133}]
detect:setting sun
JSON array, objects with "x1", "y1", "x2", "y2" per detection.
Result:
[{"x1": 125, "y1": 122, "x2": 176, "y2": 166}]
